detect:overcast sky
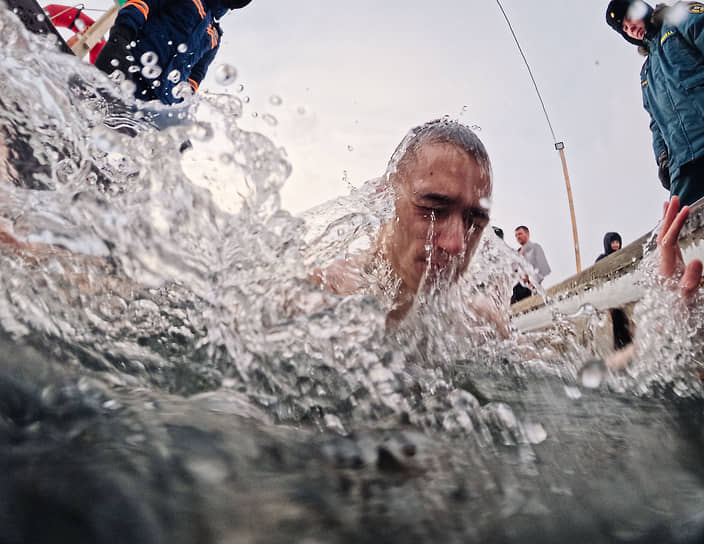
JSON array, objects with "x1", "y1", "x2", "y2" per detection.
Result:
[{"x1": 85, "y1": 0, "x2": 668, "y2": 285}]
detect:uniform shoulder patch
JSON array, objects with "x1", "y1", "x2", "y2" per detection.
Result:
[{"x1": 690, "y1": 3, "x2": 704, "y2": 14}]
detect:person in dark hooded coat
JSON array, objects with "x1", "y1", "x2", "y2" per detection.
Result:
[
  {"x1": 606, "y1": 0, "x2": 704, "y2": 206},
  {"x1": 594, "y1": 231, "x2": 632, "y2": 348},
  {"x1": 596, "y1": 231, "x2": 623, "y2": 262},
  {"x1": 95, "y1": 0, "x2": 252, "y2": 105}
]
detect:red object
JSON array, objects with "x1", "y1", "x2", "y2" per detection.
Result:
[{"x1": 44, "y1": 4, "x2": 106, "y2": 64}]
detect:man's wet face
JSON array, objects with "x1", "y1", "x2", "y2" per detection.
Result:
[{"x1": 387, "y1": 142, "x2": 491, "y2": 293}]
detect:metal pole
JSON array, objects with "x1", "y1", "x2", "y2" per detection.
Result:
[{"x1": 556, "y1": 143, "x2": 581, "y2": 272}]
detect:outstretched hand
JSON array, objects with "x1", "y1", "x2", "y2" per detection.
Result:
[{"x1": 657, "y1": 196, "x2": 703, "y2": 300}]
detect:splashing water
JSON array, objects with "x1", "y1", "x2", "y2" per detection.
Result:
[{"x1": 1, "y1": 8, "x2": 704, "y2": 542}]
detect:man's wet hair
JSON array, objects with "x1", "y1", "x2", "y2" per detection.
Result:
[
  {"x1": 387, "y1": 119, "x2": 492, "y2": 187},
  {"x1": 515, "y1": 225, "x2": 529, "y2": 233}
]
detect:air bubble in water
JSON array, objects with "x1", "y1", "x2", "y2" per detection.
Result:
[
  {"x1": 167, "y1": 70, "x2": 181, "y2": 84},
  {"x1": 142, "y1": 64, "x2": 162, "y2": 80},
  {"x1": 269, "y1": 94, "x2": 282, "y2": 106},
  {"x1": 177, "y1": 43, "x2": 188, "y2": 53},
  {"x1": 214, "y1": 64, "x2": 237, "y2": 86},
  {"x1": 140, "y1": 51, "x2": 159, "y2": 66}
]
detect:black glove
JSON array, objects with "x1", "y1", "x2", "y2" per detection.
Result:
[
  {"x1": 222, "y1": 0, "x2": 252, "y2": 8},
  {"x1": 94, "y1": 25, "x2": 137, "y2": 78},
  {"x1": 657, "y1": 151, "x2": 670, "y2": 191}
]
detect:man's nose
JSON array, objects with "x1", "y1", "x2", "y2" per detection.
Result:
[{"x1": 435, "y1": 215, "x2": 465, "y2": 256}]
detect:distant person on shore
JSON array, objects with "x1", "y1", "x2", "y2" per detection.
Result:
[
  {"x1": 596, "y1": 231, "x2": 623, "y2": 262},
  {"x1": 595, "y1": 231, "x2": 633, "y2": 349},
  {"x1": 606, "y1": 0, "x2": 704, "y2": 206},
  {"x1": 94, "y1": 0, "x2": 252, "y2": 105},
  {"x1": 511, "y1": 225, "x2": 551, "y2": 304}
]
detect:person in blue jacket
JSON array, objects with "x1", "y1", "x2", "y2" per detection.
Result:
[
  {"x1": 95, "y1": 0, "x2": 252, "y2": 105},
  {"x1": 606, "y1": 0, "x2": 704, "y2": 206}
]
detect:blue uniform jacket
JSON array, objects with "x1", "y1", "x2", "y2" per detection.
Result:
[
  {"x1": 641, "y1": 2, "x2": 704, "y2": 180},
  {"x1": 115, "y1": 0, "x2": 228, "y2": 104}
]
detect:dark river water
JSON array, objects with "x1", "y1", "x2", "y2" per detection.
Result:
[{"x1": 1, "y1": 7, "x2": 704, "y2": 543}]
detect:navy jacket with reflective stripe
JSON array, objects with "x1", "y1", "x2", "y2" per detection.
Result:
[{"x1": 115, "y1": 0, "x2": 227, "y2": 104}]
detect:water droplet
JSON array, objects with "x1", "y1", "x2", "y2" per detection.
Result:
[
  {"x1": 167, "y1": 70, "x2": 181, "y2": 84},
  {"x1": 171, "y1": 81, "x2": 192, "y2": 100},
  {"x1": 627, "y1": 1, "x2": 650, "y2": 21},
  {"x1": 347, "y1": 145, "x2": 354, "y2": 152},
  {"x1": 236, "y1": 84, "x2": 244, "y2": 93},
  {"x1": 140, "y1": 51, "x2": 159, "y2": 67},
  {"x1": 462, "y1": 105, "x2": 469, "y2": 111},
  {"x1": 120, "y1": 79, "x2": 136, "y2": 96},
  {"x1": 177, "y1": 43, "x2": 188, "y2": 53},
  {"x1": 127, "y1": 64, "x2": 141, "y2": 74},
  {"x1": 579, "y1": 359, "x2": 605, "y2": 389},
  {"x1": 36, "y1": 12, "x2": 45, "y2": 22},
  {"x1": 261, "y1": 113, "x2": 278, "y2": 126},
  {"x1": 214, "y1": 64, "x2": 237, "y2": 86},
  {"x1": 251, "y1": 111, "x2": 258, "y2": 118},
  {"x1": 297, "y1": 106, "x2": 306, "y2": 115},
  {"x1": 243, "y1": 96, "x2": 250, "y2": 104},
  {"x1": 142, "y1": 64, "x2": 162, "y2": 80},
  {"x1": 167, "y1": 40, "x2": 173, "y2": 46},
  {"x1": 524, "y1": 422, "x2": 547, "y2": 444},
  {"x1": 110, "y1": 58, "x2": 120, "y2": 68},
  {"x1": 269, "y1": 94, "x2": 282, "y2": 106},
  {"x1": 470, "y1": 124, "x2": 482, "y2": 132},
  {"x1": 190, "y1": 122, "x2": 214, "y2": 142},
  {"x1": 564, "y1": 386, "x2": 582, "y2": 400}
]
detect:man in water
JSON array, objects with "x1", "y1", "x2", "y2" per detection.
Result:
[
  {"x1": 310, "y1": 119, "x2": 502, "y2": 329},
  {"x1": 606, "y1": 0, "x2": 704, "y2": 206}
]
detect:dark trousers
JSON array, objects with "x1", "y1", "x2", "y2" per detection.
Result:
[
  {"x1": 511, "y1": 284, "x2": 533, "y2": 304},
  {"x1": 672, "y1": 155, "x2": 704, "y2": 207}
]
